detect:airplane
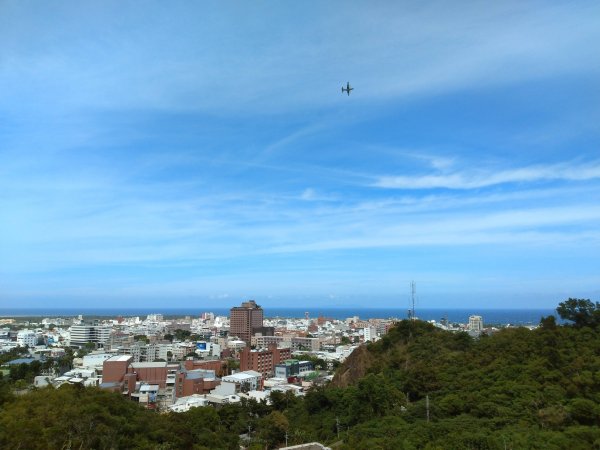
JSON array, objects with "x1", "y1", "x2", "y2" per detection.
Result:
[{"x1": 342, "y1": 81, "x2": 353, "y2": 96}]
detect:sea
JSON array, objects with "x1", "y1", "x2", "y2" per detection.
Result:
[{"x1": 0, "y1": 307, "x2": 558, "y2": 326}]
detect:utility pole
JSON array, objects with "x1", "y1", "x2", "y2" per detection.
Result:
[
  {"x1": 336, "y1": 416, "x2": 340, "y2": 439},
  {"x1": 426, "y1": 395, "x2": 430, "y2": 423},
  {"x1": 285, "y1": 431, "x2": 288, "y2": 447}
]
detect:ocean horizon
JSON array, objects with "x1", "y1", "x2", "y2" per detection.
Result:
[{"x1": 0, "y1": 307, "x2": 557, "y2": 325}]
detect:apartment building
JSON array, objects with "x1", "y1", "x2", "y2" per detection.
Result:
[
  {"x1": 70, "y1": 323, "x2": 112, "y2": 347},
  {"x1": 16, "y1": 330, "x2": 38, "y2": 347},
  {"x1": 239, "y1": 344, "x2": 291, "y2": 378},
  {"x1": 230, "y1": 300, "x2": 264, "y2": 344}
]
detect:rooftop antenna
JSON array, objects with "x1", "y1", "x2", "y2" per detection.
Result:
[{"x1": 410, "y1": 280, "x2": 416, "y2": 321}]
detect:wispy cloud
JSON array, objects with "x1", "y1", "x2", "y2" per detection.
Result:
[{"x1": 374, "y1": 160, "x2": 600, "y2": 190}]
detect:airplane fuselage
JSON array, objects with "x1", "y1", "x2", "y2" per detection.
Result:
[{"x1": 342, "y1": 82, "x2": 353, "y2": 96}]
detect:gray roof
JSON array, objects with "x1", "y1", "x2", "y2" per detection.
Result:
[{"x1": 6, "y1": 358, "x2": 37, "y2": 365}]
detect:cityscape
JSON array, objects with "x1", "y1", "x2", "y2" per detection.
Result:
[{"x1": 1, "y1": 298, "x2": 495, "y2": 413}]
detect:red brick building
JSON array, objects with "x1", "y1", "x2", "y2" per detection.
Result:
[
  {"x1": 175, "y1": 369, "x2": 219, "y2": 397},
  {"x1": 183, "y1": 359, "x2": 226, "y2": 377},
  {"x1": 103, "y1": 355, "x2": 176, "y2": 388},
  {"x1": 230, "y1": 300, "x2": 263, "y2": 344},
  {"x1": 103, "y1": 355, "x2": 225, "y2": 399},
  {"x1": 239, "y1": 344, "x2": 291, "y2": 378}
]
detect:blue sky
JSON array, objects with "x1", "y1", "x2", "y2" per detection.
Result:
[{"x1": 1, "y1": 1, "x2": 599, "y2": 309}]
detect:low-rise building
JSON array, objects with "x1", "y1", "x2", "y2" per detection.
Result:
[
  {"x1": 169, "y1": 394, "x2": 209, "y2": 412},
  {"x1": 175, "y1": 369, "x2": 219, "y2": 397},
  {"x1": 16, "y1": 330, "x2": 38, "y2": 347},
  {"x1": 221, "y1": 370, "x2": 262, "y2": 392},
  {"x1": 275, "y1": 359, "x2": 314, "y2": 379}
]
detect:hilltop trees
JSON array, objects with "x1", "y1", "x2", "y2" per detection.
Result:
[{"x1": 557, "y1": 298, "x2": 600, "y2": 328}]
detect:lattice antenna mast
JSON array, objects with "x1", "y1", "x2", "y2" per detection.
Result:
[{"x1": 411, "y1": 280, "x2": 416, "y2": 321}]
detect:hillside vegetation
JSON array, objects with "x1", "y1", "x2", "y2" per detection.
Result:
[{"x1": 1, "y1": 299, "x2": 599, "y2": 449}]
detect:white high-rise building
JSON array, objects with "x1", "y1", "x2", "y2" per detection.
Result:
[
  {"x1": 70, "y1": 324, "x2": 112, "y2": 346},
  {"x1": 468, "y1": 315, "x2": 483, "y2": 332},
  {"x1": 17, "y1": 330, "x2": 38, "y2": 347},
  {"x1": 363, "y1": 326, "x2": 378, "y2": 342}
]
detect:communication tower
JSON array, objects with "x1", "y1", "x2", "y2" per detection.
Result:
[{"x1": 410, "y1": 280, "x2": 416, "y2": 321}]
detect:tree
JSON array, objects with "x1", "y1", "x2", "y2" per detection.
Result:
[
  {"x1": 133, "y1": 334, "x2": 149, "y2": 344},
  {"x1": 77, "y1": 342, "x2": 96, "y2": 357},
  {"x1": 258, "y1": 411, "x2": 288, "y2": 448},
  {"x1": 174, "y1": 329, "x2": 192, "y2": 341},
  {"x1": 556, "y1": 298, "x2": 600, "y2": 328},
  {"x1": 540, "y1": 315, "x2": 557, "y2": 329},
  {"x1": 340, "y1": 336, "x2": 351, "y2": 345},
  {"x1": 569, "y1": 399, "x2": 600, "y2": 425}
]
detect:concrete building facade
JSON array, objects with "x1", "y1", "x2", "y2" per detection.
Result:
[
  {"x1": 468, "y1": 315, "x2": 484, "y2": 332},
  {"x1": 70, "y1": 324, "x2": 112, "y2": 347},
  {"x1": 16, "y1": 330, "x2": 38, "y2": 347}
]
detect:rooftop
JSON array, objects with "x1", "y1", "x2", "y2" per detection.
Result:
[
  {"x1": 5, "y1": 358, "x2": 37, "y2": 365},
  {"x1": 106, "y1": 355, "x2": 132, "y2": 362},
  {"x1": 139, "y1": 384, "x2": 159, "y2": 392},
  {"x1": 224, "y1": 371, "x2": 261, "y2": 382},
  {"x1": 131, "y1": 362, "x2": 167, "y2": 369}
]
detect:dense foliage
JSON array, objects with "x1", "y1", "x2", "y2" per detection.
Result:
[
  {"x1": 0, "y1": 384, "x2": 240, "y2": 449},
  {"x1": 1, "y1": 300, "x2": 599, "y2": 449},
  {"x1": 556, "y1": 298, "x2": 600, "y2": 328}
]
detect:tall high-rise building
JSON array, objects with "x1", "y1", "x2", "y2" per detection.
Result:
[
  {"x1": 230, "y1": 300, "x2": 264, "y2": 344},
  {"x1": 468, "y1": 315, "x2": 483, "y2": 332}
]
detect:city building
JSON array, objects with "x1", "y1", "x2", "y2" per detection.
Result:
[
  {"x1": 274, "y1": 359, "x2": 314, "y2": 379},
  {"x1": 175, "y1": 369, "x2": 219, "y2": 397},
  {"x1": 230, "y1": 300, "x2": 264, "y2": 344},
  {"x1": 363, "y1": 326, "x2": 378, "y2": 343},
  {"x1": 290, "y1": 337, "x2": 321, "y2": 352},
  {"x1": 221, "y1": 370, "x2": 262, "y2": 392},
  {"x1": 70, "y1": 323, "x2": 112, "y2": 347},
  {"x1": 169, "y1": 394, "x2": 209, "y2": 412},
  {"x1": 252, "y1": 335, "x2": 284, "y2": 348},
  {"x1": 240, "y1": 344, "x2": 291, "y2": 378},
  {"x1": 183, "y1": 359, "x2": 227, "y2": 377},
  {"x1": 468, "y1": 315, "x2": 484, "y2": 332},
  {"x1": 16, "y1": 330, "x2": 38, "y2": 347}
]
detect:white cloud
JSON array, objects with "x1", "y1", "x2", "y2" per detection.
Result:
[
  {"x1": 374, "y1": 161, "x2": 600, "y2": 190},
  {"x1": 300, "y1": 188, "x2": 317, "y2": 201}
]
